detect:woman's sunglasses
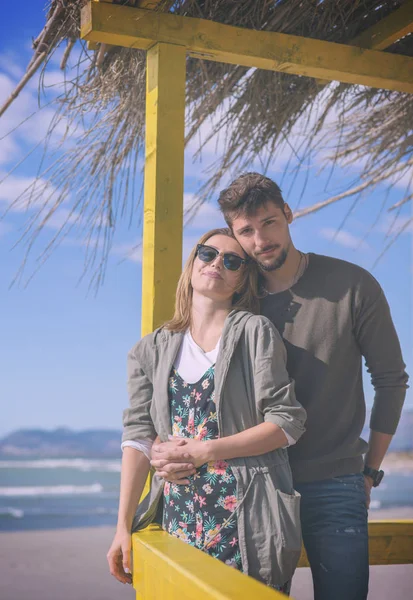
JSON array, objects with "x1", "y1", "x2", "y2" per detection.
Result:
[{"x1": 196, "y1": 244, "x2": 248, "y2": 272}]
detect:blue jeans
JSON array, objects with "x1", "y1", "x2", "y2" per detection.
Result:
[{"x1": 295, "y1": 473, "x2": 369, "y2": 600}]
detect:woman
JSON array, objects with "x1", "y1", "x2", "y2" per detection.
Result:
[{"x1": 107, "y1": 228, "x2": 306, "y2": 592}]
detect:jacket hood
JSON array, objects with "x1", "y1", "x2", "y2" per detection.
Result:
[{"x1": 154, "y1": 309, "x2": 255, "y2": 352}]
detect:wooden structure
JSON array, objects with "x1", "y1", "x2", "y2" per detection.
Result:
[
  {"x1": 81, "y1": 0, "x2": 413, "y2": 335},
  {"x1": 80, "y1": 1, "x2": 413, "y2": 597}
]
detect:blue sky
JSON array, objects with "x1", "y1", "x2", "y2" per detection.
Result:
[{"x1": 0, "y1": 2, "x2": 411, "y2": 437}]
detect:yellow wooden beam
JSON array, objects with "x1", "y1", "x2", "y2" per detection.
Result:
[
  {"x1": 132, "y1": 525, "x2": 287, "y2": 599},
  {"x1": 80, "y1": 1, "x2": 413, "y2": 94},
  {"x1": 297, "y1": 520, "x2": 413, "y2": 568},
  {"x1": 132, "y1": 521, "x2": 413, "y2": 599},
  {"x1": 315, "y1": 0, "x2": 413, "y2": 85},
  {"x1": 87, "y1": 1, "x2": 167, "y2": 52},
  {"x1": 141, "y1": 42, "x2": 185, "y2": 336},
  {"x1": 368, "y1": 520, "x2": 413, "y2": 565},
  {"x1": 351, "y1": 0, "x2": 413, "y2": 50}
]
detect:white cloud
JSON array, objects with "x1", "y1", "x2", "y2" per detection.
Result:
[
  {"x1": 0, "y1": 53, "x2": 24, "y2": 80},
  {"x1": 27, "y1": 69, "x2": 69, "y2": 94},
  {"x1": 0, "y1": 135, "x2": 19, "y2": 166},
  {"x1": 44, "y1": 208, "x2": 81, "y2": 231},
  {"x1": 111, "y1": 230, "x2": 216, "y2": 266},
  {"x1": 389, "y1": 170, "x2": 413, "y2": 194},
  {"x1": 184, "y1": 192, "x2": 226, "y2": 230},
  {"x1": 111, "y1": 242, "x2": 142, "y2": 264},
  {"x1": 48, "y1": 43, "x2": 85, "y2": 72},
  {"x1": 0, "y1": 173, "x2": 57, "y2": 214},
  {"x1": 320, "y1": 227, "x2": 370, "y2": 250},
  {"x1": 0, "y1": 70, "x2": 74, "y2": 169},
  {"x1": 20, "y1": 106, "x2": 72, "y2": 145},
  {"x1": 379, "y1": 214, "x2": 413, "y2": 236}
]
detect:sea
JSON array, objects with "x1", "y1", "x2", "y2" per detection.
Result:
[{"x1": 1, "y1": 458, "x2": 413, "y2": 532}]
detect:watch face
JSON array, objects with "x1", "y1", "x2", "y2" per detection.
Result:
[
  {"x1": 364, "y1": 466, "x2": 385, "y2": 486},
  {"x1": 374, "y1": 470, "x2": 384, "y2": 487}
]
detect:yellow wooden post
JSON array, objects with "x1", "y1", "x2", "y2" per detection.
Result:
[{"x1": 141, "y1": 42, "x2": 186, "y2": 336}]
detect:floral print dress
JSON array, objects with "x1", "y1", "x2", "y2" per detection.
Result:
[
  {"x1": 163, "y1": 365, "x2": 243, "y2": 570},
  {"x1": 163, "y1": 364, "x2": 292, "y2": 594}
]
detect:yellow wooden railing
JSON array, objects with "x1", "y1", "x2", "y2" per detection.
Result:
[{"x1": 131, "y1": 521, "x2": 413, "y2": 599}]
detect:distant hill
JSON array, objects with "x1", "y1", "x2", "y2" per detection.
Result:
[
  {"x1": 0, "y1": 428, "x2": 122, "y2": 458},
  {"x1": 1, "y1": 408, "x2": 411, "y2": 458}
]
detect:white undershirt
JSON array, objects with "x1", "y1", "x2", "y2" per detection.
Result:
[
  {"x1": 122, "y1": 330, "x2": 295, "y2": 459},
  {"x1": 173, "y1": 329, "x2": 220, "y2": 382}
]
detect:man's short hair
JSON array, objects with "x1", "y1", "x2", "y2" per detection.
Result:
[{"x1": 218, "y1": 172, "x2": 285, "y2": 225}]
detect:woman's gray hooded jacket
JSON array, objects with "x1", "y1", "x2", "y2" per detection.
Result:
[{"x1": 122, "y1": 310, "x2": 307, "y2": 587}]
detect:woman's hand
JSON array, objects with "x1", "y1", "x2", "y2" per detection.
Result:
[
  {"x1": 151, "y1": 437, "x2": 212, "y2": 482},
  {"x1": 107, "y1": 528, "x2": 133, "y2": 585}
]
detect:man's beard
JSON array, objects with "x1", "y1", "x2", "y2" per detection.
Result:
[{"x1": 256, "y1": 247, "x2": 289, "y2": 272}]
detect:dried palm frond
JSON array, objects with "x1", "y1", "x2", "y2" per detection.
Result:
[{"x1": 1, "y1": 0, "x2": 412, "y2": 285}]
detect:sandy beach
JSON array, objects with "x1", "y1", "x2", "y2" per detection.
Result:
[{"x1": 1, "y1": 510, "x2": 412, "y2": 600}]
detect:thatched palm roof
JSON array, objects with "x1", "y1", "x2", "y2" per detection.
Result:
[{"x1": 1, "y1": 0, "x2": 412, "y2": 282}]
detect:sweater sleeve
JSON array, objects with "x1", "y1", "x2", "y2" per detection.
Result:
[
  {"x1": 354, "y1": 274, "x2": 409, "y2": 434},
  {"x1": 122, "y1": 344, "x2": 157, "y2": 443},
  {"x1": 249, "y1": 316, "x2": 307, "y2": 442}
]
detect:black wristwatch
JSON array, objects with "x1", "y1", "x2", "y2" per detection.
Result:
[{"x1": 363, "y1": 465, "x2": 384, "y2": 487}]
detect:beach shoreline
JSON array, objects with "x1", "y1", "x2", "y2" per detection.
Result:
[
  {"x1": 382, "y1": 452, "x2": 413, "y2": 473},
  {"x1": 1, "y1": 511, "x2": 412, "y2": 600}
]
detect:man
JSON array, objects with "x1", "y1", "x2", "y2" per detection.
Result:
[{"x1": 151, "y1": 173, "x2": 408, "y2": 599}]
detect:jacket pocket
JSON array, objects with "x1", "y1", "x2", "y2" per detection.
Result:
[
  {"x1": 241, "y1": 468, "x2": 302, "y2": 587},
  {"x1": 273, "y1": 488, "x2": 302, "y2": 581}
]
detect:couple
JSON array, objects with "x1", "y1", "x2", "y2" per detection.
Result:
[{"x1": 108, "y1": 173, "x2": 408, "y2": 598}]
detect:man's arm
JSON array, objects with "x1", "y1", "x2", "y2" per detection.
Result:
[
  {"x1": 364, "y1": 430, "x2": 393, "y2": 507},
  {"x1": 354, "y1": 273, "x2": 409, "y2": 506},
  {"x1": 355, "y1": 275, "x2": 408, "y2": 435}
]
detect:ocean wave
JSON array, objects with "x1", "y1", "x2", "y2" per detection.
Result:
[
  {"x1": 0, "y1": 483, "x2": 104, "y2": 497},
  {"x1": 0, "y1": 506, "x2": 118, "y2": 519},
  {"x1": 0, "y1": 459, "x2": 121, "y2": 472},
  {"x1": 0, "y1": 507, "x2": 24, "y2": 518}
]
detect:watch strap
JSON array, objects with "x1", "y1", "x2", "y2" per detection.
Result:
[{"x1": 363, "y1": 465, "x2": 384, "y2": 487}]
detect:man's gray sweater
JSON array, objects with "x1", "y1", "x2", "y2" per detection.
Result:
[{"x1": 260, "y1": 253, "x2": 409, "y2": 483}]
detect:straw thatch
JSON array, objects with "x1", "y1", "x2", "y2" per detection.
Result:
[{"x1": 1, "y1": 0, "x2": 412, "y2": 284}]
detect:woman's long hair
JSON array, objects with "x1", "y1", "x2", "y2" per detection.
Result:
[{"x1": 164, "y1": 228, "x2": 260, "y2": 333}]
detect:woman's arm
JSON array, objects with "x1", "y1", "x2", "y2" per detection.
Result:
[
  {"x1": 252, "y1": 317, "x2": 307, "y2": 442},
  {"x1": 205, "y1": 422, "x2": 288, "y2": 461},
  {"x1": 107, "y1": 447, "x2": 150, "y2": 584},
  {"x1": 108, "y1": 341, "x2": 157, "y2": 584},
  {"x1": 117, "y1": 446, "x2": 150, "y2": 531},
  {"x1": 151, "y1": 422, "x2": 287, "y2": 477}
]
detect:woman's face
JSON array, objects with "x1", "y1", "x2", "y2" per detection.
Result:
[{"x1": 191, "y1": 234, "x2": 247, "y2": 303}]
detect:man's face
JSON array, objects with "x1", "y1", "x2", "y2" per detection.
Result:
[{"x1": 231, "y1": 202, "x2": 293, "y2": 272}]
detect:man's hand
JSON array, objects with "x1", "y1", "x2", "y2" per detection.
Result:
[
  {"x1": 151, "y1": 437, "x2": 212, "y2": 483},
  {"x1": 151, "y1": 437, "x2": 195, "y2": 484},
  {"x1": 364, "y1": 475, "x2": 373, "y2": 509}
]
